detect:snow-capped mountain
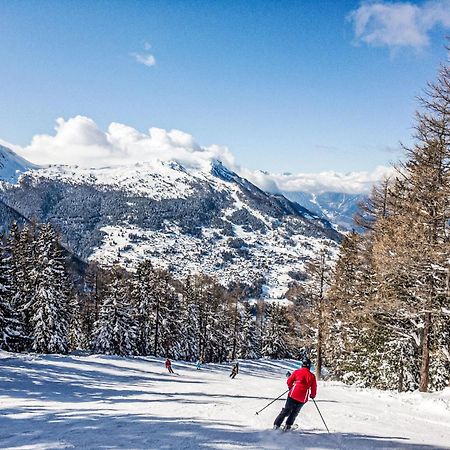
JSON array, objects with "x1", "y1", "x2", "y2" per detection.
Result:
[
  {"x1": 0, "y1": 144, "x2": 37, "y2": 183},
  {"x1": 283, "y1": 191, "x2": 366, "y2": 231},
  {"x1": 0, "y1": 145, "x2": 341, "y2": 297},
  {"x1": 0, "y1": 145, "x2": 38, "y2": 230}
]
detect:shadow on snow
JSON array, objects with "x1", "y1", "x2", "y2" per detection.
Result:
[
  {"x1": 0, "y1": 355, "x2": 445, "y2": 449},
  {"x1": 0, "y1": 412, "x2": 446, "y2": 449}
]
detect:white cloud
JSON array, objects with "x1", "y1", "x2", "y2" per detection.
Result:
[
  {"x1": 348, "y1": 0, "x2": 450, "y2": 50},
  {"x1": 132, "y1": 52, "x2": 156, "y2": 67},
  {"x1": 244, "y1": 166, "x2": 396, "y2": 195},
  {"x1": 16, "y1": 115, "x2": 236, "y2": 172},
  {"x1": 131, "y1": 42, "x2": 156, "y2": 66},
  {"x1": 12, "y1": 115, "x2": 392, "y2": 194}
]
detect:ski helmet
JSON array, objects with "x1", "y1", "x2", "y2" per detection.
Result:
[{"x1": 302, "y1": 358, "x2": 312, "y2": 369}]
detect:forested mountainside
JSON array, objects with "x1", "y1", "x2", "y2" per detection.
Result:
[{"x1": 0, "y1": 147, "x2": 341, "y2": 298}]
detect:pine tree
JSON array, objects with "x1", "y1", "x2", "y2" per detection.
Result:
[
  {"x1": 159, "y1": 285, "x2": 182, "y2": 358},
  {"x1": 68, "y1": 293, "x2": 86, "y2": 350},
  {"x1": 151, "y1": 269, "x2": 173, "y2": 357},
  {"x1": 80, "y1": 262, "x2": 107, "y2": 347},
  {"x1": 178, "y1": 276, "x2": 200, "y2": 361},
  {"x1": 0, "y1": 237, "x2": 21, "y2": 350},
  {"x1": 30, "y1": 224, "x2": 70, "y2": 354},
  {"x1": 262, "y1": 304, "x2": 290, "y2": 358},
  {"x1": 197, "y1": 276, "x2": 218, "y2": 362},
  {"x1": 132, "y1": 260, "x2": 157, "y2": 355},
  {"x1": 209, "y1": 283, "x2": 233, "y2": 363},
  {"x1": 10, "y1": 224, "x2": 35, "y2": 344},
  {"x1": 93, "y1": 268, "x2": 137, "y2": 355},
  {"x1": 238, "y1": 303, "x2": 260, "y2": 359}
]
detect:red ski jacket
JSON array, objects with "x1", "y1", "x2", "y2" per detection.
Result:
[
  {"x1": 287, "y1": 367, "x2": 317, "y2": 403},
  {"x1": 165, "y1": 359, "x2": 171, "y2": 368}
]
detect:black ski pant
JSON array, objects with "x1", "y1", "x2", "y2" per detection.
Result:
[{"x1": 273, "y1": 396, "x2": 305, "y2": 428}]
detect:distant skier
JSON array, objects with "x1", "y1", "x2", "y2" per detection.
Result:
[
  {"x1": 165, "y1": 358, "x2": 174, "y2": 374},
  {"x1": 273, "y1": 358, "x2": 317, "y2": 431},
  {"x1": 196, "y1": 359, "x2": 202, "y2": 370},
  {"x1": 230, "y1": 362, "x2": 239, "y2": 379}
]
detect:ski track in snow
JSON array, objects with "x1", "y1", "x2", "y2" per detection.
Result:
[{"x1": 1, "y1": 352, "x2": 449, "y2": 450}]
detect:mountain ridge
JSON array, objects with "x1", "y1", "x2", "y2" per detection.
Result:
[
  {"x1": 0, "y1": 144, "x2": 37, "y2": 183},
  {"x1": 0, "y1": 144, "x2": 341, "y2": 297}
]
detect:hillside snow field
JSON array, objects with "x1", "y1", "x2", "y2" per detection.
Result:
[{"x1": 1, "y1": 352, "x2": 449, "y2": 450}]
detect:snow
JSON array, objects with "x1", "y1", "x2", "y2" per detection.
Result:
[
  {"x1": 25, "y1": 161, "x2": 196, "y2": 200},
  {"x1": 0, "y1": 145, "x2": 37, "y2": 185},
  {"x1": 0, "y1": 145, "x2": 340, "y2": 299},
  {"x1": 1, "y1": 351, "x2": 449, "y2": 449},
  {"x1": 89, "y1": 216, "x2": 334, "y2": 300}
]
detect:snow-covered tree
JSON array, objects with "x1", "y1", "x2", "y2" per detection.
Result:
[
  {"x1": 326, "y1": 231, "x2": 376, "y2": 382},
  {"x1": 93, "y1": 268, "x2": 137, "y2": 355},
  {"x1": 178, "y1": 277, "x2": 200, "y2": 360},
  {"x1": 67, "y1": 293, "x2": 86, "y2": 350},
  {"x1": 262, "y1": 304, "x2": 290, "y2": 359},
  {"x1": 159, "y1": 284, "x2": 182, "y2": 358},
  {"x1": 132, "y1": 260, "x2": 157, "y2": 355},
  {"x1": 9, "y1": 224, "x2": 35, "y2": 343},
  {"x1": 30, "y1": 224, "x2": 70, "y2": 354},
  {"x1": 238, "y1": 304, "x2": 260, "y2": 359},
  {"x1": 0, "y1": 239, "x2": 21, "y2": 350}
]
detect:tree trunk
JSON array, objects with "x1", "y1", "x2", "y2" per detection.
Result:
[
  {"x1": 153, "y1": 296, "x2": 160, "y2": 356},
  {"x1": 398, "y1": 358, "x2": 404, "y2": 393},
  {"x1": 419, "y1": 311, "x2": 432, "y2": 392},
  {"x1": 94, "y1": 272, "x2": 99, "y2": 322},
  {"x1": 316, "y1": 253, "x2": 325, "y2": 381},
  {"x1": 316, "y1": 323, "x2": 323, "y2": 381},
  {"x1": 231, "y1": 296, "x2": 239, "y2": 360}
]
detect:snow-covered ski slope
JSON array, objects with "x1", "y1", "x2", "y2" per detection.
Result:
[{"x1": 1, "y1": 352, "x2": 449, "y2": 449}]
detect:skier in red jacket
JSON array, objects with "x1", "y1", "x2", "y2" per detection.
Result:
[
  {"x1": 165, "y1": 358, "x2": 174, "y2": 374},
  {"x1": 273, "y1": 358, "x2": 317, "y2": 431}
]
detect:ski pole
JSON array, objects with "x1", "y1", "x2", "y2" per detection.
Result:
[
  {"x1": 312, "y1": 398, "x2": 330, "y2": 433},
  {"x1": 255, "y1": 389, "x2": 289, "y2": 415}
]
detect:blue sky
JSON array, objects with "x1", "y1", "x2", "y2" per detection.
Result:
[{"x1": 0, "y1": 0, "x2": 449, "y2": 177}]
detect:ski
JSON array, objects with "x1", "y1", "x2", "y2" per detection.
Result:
[{"x1": 272, "y1": 424, "x2": 299, "y2": 432}]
